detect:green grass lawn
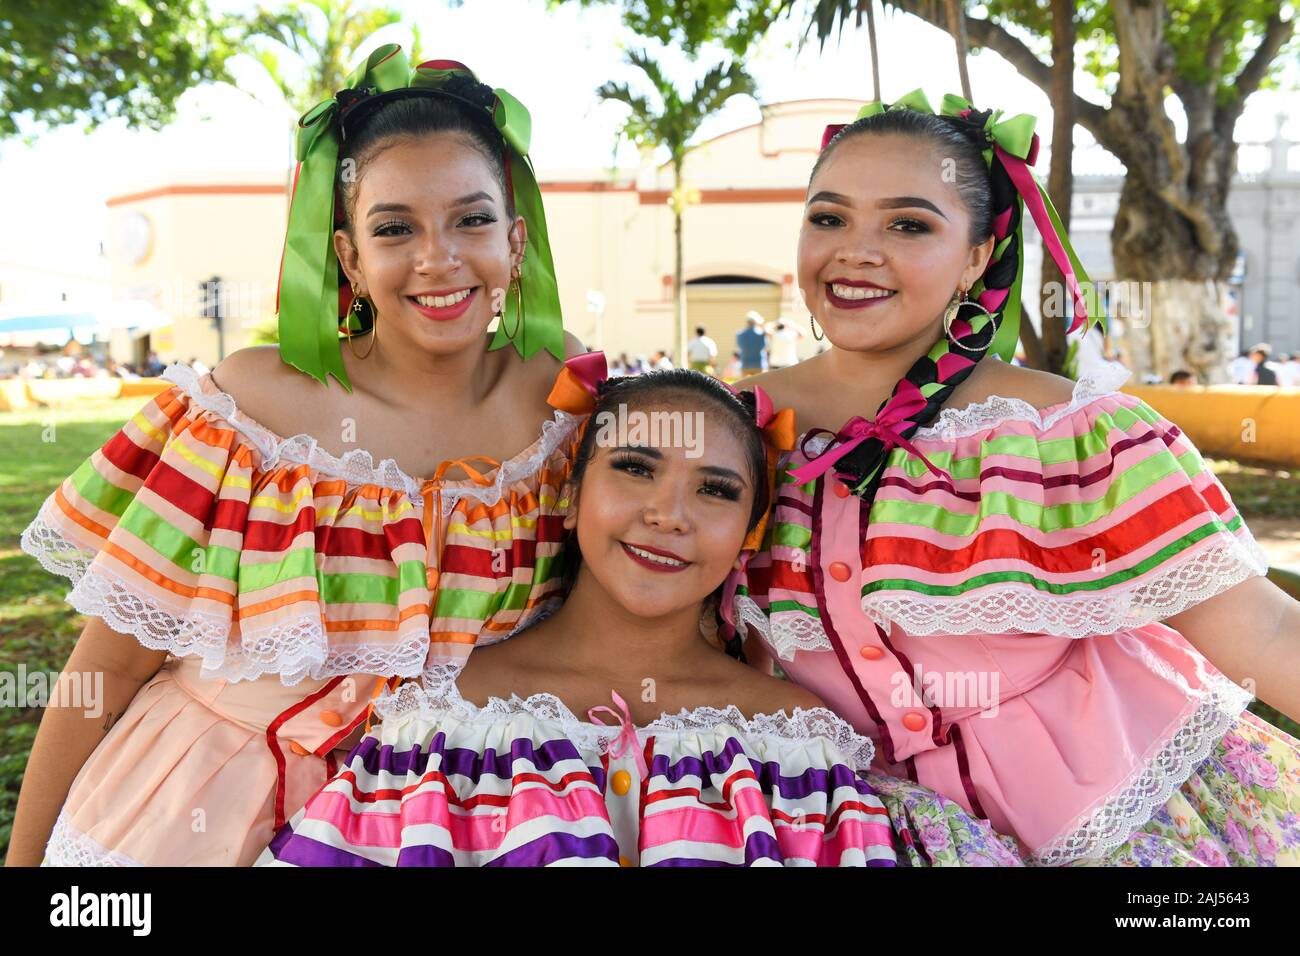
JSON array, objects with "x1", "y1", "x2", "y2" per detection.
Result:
[{"x1": 1, "y1": 399, "x2": 1298, "y2": 859}]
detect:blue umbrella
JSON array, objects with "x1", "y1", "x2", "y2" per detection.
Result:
[{"x1": 0, "y1": 313, "x2": 98, "y2": 333}]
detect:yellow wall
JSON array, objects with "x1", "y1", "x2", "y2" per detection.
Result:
[{"x1": 1123, "y1": 384, "x2": 1300, "y2": 468}]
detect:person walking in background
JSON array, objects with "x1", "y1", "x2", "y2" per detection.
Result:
[
  {"x1": 650, "y1": 349, "x2": 674, "y2": 371},
  {"x1": 1229, "y1": 349, "x2": 1255, "y2": 385},
  {"x1": 1250, "y1": 343, "x2": 1278, "y2": 385},
  {"x1": 687, "y1": 325, "x2": 718, "y2": 374},
  {"x1": 767, "y1": 320, "x2": 804, "y2": 370},
  {"x1": 736, "y1": 311, "x2": 768, "y2": 377},
  {"x1": 1276, "y1": 353, "x2": 1300, "y2": 387}
]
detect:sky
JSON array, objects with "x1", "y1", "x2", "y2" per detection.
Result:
[{"x1": 0, "y1": 0, "x2": 1296, "y2": 297}]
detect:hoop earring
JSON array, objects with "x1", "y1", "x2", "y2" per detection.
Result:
[
  {"x1": 347, "y1": 293, "x2": 378, "y2": 360},
  {"x1": 499, "y1": 276, "x2": 523, "y2": 341},
  {"x1": 943, "y1": 289, "x2": 994, "y2": 354},
  {"x1": 809, "y1": 314, "x2": 825, "y2": 342}
]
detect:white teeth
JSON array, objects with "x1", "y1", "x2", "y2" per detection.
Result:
[
  {"x1": 626, "y1": 544, "x2": 686, "y2": 567},
  {"x1": 414, "y1": 289, "x2": 472, "y2": 308},
  {"x1": 831, "y1": 283, "x2": 894, "y2": 300}
]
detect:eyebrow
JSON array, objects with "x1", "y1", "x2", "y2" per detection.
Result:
[
  {"x1": 366, "y1": 202, "x2": 413, "y2": 218},
  {"x1": 364, "y1": 192, "x2": 496, "y2": 219},
  {"x1": 806, "y1": 191, "x2": 948, "y2": 220},
  {"x1": 609, "y1": 447, "x2": 749, "y2": 487},
  {"x1": 452, "y1": 191, "x2": 495, "y2": 207},
  {"x1": 698, "y1": 465, "x2": 748, "y2": 486}
]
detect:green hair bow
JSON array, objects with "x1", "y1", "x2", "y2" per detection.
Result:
[
  {"x1": 275, "y1": 43, "x2": 565, "y2": 388},
  {"x1": 841, "y1": 89, "x2": 1105, "y2": 361}
]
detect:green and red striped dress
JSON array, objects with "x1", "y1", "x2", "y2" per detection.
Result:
[
  {"x1": 22, "y1": 362, "x2": 581, "y2": 866},
  {"x1": 726, "y1": 363, "x2": 1300, "y2": 866}
]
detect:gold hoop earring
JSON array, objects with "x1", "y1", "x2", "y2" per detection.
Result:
[
  {"x1": 499, "y1": 276, "x2": 523, "y2": 341},
  {"x1": 943, "y1": 288, "x2": 994, "y2": 354},
  {"x1": 347, "y1": 293, "x2": 378, "y2": 360},
  {"x1": 809, "y1": 314, "x2": 825, "y2": 342}
]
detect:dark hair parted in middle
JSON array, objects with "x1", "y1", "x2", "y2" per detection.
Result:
[
  {"x1": 568, "y1": 369, "x2": 771, "y2": 535},
  {"x1": 336, "y1": 75, "x2": 514, "y2": 231},
  {"x1": 812, "y1": 108, "x2": 997, "y2": 246}
]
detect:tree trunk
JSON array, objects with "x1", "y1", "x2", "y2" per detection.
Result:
[
  {"x1": 1039, "y1": 0, "x2": 1075, "y2": 376},
  {"x1": 1105, "y1": 104, "x2": 1239, "y2": 383},
  {"x1": 1017, "y1": 303, "x2": 1047, "y2": 370},
  {"x1": 944, "y1": 0, "x2": 972, "y2": 101},
  {"x1": 674, "y1": 207, "x2": 686, "y2": 367},
  {"x1": 858, "y1": 0, "x2": 881, "y2": 101}
]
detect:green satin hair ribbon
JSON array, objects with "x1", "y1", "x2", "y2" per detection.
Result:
[
  {"x1": 854, "y1": 89, "x2": 1104, "y2": 362},
  {"x1": 276, "y1": 44, "x2": 564, "y2": 388}
]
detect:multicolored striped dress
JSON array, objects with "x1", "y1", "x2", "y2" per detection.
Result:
[
  {"x1": 724, "y1": 362, "x2": 1300, "y2": 866},
  {"x1": 256, "y1": 664, "x2": 1025, "y2": 866},
  {"x1": 22, "y1": 362, "x2": 580, "y2": 865}
]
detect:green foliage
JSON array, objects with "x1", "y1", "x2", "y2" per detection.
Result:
[
  {"x1": 0, "y1": 0, "x2": 237, "y2": 136},
  {"x1": 554, "y1": 0, "x2": 783, "y2": 55},
  {"x1": 597, "y1": 50, "x2": 758, "y2": 170},
  {"x1": 0, "y1": 397, "x2": 143, "y2": 859},
  {"x1": 241, "y1": 0, "x2": 409, "y2": 112}
]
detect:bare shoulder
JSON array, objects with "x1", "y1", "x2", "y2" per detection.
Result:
[
  {"x1": 209, "y1": 346, "x2": 335, "y2": 433},
  {"x1": 496, "y1": 331, "x2": 586, "y2": 398},
  {"x1": 731, "y1": 363, "x2": 805, "y2": 410},
  {"x1": 951, "y1": 359, "x2": 1076, "y2": 411},
  {"x1": 563, "y1": 330, "x2": 587, "y2": 359},
  {"x1": 711, "y1": 653, "x2": 825, "y2": 716},
  {"x1": 452, "y1": 639, "x2": 522, "y2": 704}
]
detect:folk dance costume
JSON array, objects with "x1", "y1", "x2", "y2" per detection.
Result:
[
  {"x1": 257, "y1": 664, "x2": 1025, "y2": 867},
  {"x1": 723, "y1": 91, "x2": 1300, "y2": 867},
  {"x1": 21, "y1": 45, "x2": 577, "y2": 865}
]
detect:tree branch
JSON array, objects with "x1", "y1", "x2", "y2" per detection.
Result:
[{"x1": 885, "y1": 1, "x2": 1111, "y2": 146}]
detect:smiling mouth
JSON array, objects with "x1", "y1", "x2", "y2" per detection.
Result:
[
  {"x1": 827, "y1": 282, "x2": 895, "y2": 301},
  {"x1": 409, "y1": 288, "x2": 475, "y2": 308},
  {"x1": 621, "y1": 542, "x2": 691, "y2": 571}
]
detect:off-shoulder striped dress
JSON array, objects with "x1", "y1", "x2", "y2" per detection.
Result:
[
  {"x1": 22, "y1": 362, "x2": 581, "y2": 865},
  {"x1": 725, "y1": 362, "x2": 1300, "y2": 866}
]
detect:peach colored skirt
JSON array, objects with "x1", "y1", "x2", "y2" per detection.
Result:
[{"x1": 43, "y1": 657, "x2": 377, "y2": 866}]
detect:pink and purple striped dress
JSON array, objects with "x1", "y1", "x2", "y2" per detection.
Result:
[{"x1": 257, "y1": 664, "x2": 1025, "y2": 866}]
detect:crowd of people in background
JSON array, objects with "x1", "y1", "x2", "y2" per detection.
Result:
[
  {"x1": 1229, "y1": 343, "x2": 1300, "y2": 387},
  {"x1": 612, "y1": 309, "x2": 819, "y2": 382},
  {"x1": 0, "y1": 348, "x2": 199, "y2": 381},
  {"x1": 5, "y1": 328, "x2": 1297, "y2": 391}
]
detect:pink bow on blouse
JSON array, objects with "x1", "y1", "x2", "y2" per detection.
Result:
[
  {"x1": 587, "y1": 690, "x2": 650, "y2": 779},
  {"x1": 789, "y1": 382, "x2": 946, "y2": 485}
]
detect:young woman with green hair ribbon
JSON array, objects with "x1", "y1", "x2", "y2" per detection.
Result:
[
  {"x1": 10, "y1": 42, "x2": 590, "y2": 867},
  {"x1": 725, "y1": 90, "x2": 1300, "y2": 865}
]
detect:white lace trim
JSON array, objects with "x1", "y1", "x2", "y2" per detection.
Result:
[
  {"x1": 734, "y1": 593, "x2": 836, "y2": 660},
  {"x1": 164, "y1": 362, "x2": 580, "y2": 506},
  {"x1": 375, "y1": 662, "x2": 876, "y2": 771},
  {"x1": 913, "y1": 360, "x2": 1132, "y2": 442},
  {"x1": 43, "y1": 810, "x2": 142, "y2": 867},
  {"x1": 1032, "y1": 668, "x2": 1254, "y2": 866},
  {"x1": 21, "y1": 506, "x2": 431, "y2": 686},
  {"x1": 862, "y1": 529, "x2": 1270, "y2": 638}
]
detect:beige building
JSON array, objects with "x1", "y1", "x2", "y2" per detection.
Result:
[{"x1": 103, "y1": 100, "x2": 867, "y2": 367}]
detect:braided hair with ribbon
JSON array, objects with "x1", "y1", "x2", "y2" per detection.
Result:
[
  {"x1": 548, "y1": 361, "x2": 795, "y2": 660},
  {"x1": 275, "y1": 43, "x2": 565, "y2": 389},
  {"x1": 790, "y1": 90, "x2": 1105, "y2": 500}
]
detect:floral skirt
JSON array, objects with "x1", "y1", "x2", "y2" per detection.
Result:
[
  {"x1": 863, "y1": 771, "x2": 1026, "y2": 866},
  {"x1": 1076, "y1": 711, "x2": 1300, "y2": 866}
]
